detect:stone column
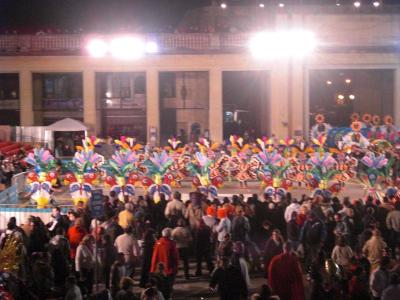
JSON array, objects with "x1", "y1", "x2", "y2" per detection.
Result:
[
  {"x1": 270, "y1": 60, "x2": 290, "y2": 138},
  {"x1": 395, "y1": 67, "x2": 400, "y2": 126},
  {"x1": 209, "y1": 68, "x2": 223, "y2": 142},
  {"x1": 83, "y1": 70, "x2": 97, "y2": 135},
  {"x1": 146, "y1": 69, "x2": 160, "y2": 144},
  {"x1": 19, "y1": 70, "x2": 34, "y2": 126}
]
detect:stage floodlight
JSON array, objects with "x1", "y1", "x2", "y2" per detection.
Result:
[
  {"x1": 87, "y1": 39, "x2": 108, "y2": 58},
  {"x1": 110, "y1": 36, "x2": 145, "y2": 60}
]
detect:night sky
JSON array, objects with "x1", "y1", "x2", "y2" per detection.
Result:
[{"x1": 0, "y1": 0, "x2": 400, "y2": 32}]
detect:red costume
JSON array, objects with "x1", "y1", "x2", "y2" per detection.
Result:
[
  {"x1": 150, "y1": 237, "x2": 179, "y2": 275},
  {"x1": 268, "y1": 252, "x2": 305, "y2": 300}
]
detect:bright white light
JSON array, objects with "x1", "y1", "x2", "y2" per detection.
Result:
[
  {"x1": 278, "y1": 3, "x2": 285, "y2": 8},
  {"x1": 249, "y1": 30, "x2": 317, "y2": 59},
  {"x1": 345, "y1": 78, "x2": 352, "y2": 84},
  {"x1": 338, "y1": 94, "x2": 345, "y2": 100},
  {"x1": 326, "y1": 80, "x2": 332, "y2": 85},
  {"x1": 353, "y1": 1, "x2": 361, "y2": 8},
  {"x1": 373, "y1": 1, "x2": 380, "y2": 7},
  {"x1": 336, "y1": 1, "x2": 341, "y2": 6},
  {"x1": 105, "y1": 91, "x2": 112, "y2": 98},
  {"x1": 349, "y1": 94, "x2": 355, "y2": 100},
  {"x1": 110, "y1": 36, "x2": 145, "y2": 60},
  {"x1": 87, "y1": 39, "x2": 108, "y2": 58},
  {"x1": 106, "y1": 99, "x2": 113, "y2": 104},
  {"x1": 145, "y1": 41, "x2": 158, "y2": 54},
  {"x1": 259, "y1": 3, "x2": 265, "y2": 8},
  {"x1": 221, "y1": 2, "x2": 227, "y2": 9}
]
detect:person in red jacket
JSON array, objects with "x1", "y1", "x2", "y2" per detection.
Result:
[
  {"x1": 67, "y1": 217, "x2": 87, "y2": 259},
  {"x1": 268, "y1": 242, "x2": 305, "y2": 300},
  {"x1": 151, "y1": 227, "x2": 179, "y2": 299}
]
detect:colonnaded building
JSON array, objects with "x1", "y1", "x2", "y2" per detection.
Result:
[{"x1": 0, "y1": 4, "x2": 399, "y2": 144}]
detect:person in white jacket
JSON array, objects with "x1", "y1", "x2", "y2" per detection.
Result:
[
  {"x1": 331, "y1": 238, "x2": 353, "y2": 268},
  {"x1": 215, "y1": 208, "x2": 231, "y2": 243},
  {"x1": 75, "y1": 235, "x2": 95, "y2": 295}
]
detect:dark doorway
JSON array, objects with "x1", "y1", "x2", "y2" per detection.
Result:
[
  {"x1": 222, "y1": 71, "x2": 269, "y2": 141},
  {"x1": 309, "y1": 69, "x2": 394, "y2": 127}
]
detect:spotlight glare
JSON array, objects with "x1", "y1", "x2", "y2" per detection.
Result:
[
  {"x1": 110, "y1": 36, "x2": 145, "y2": 60},
  {"x1": 326, "y1": 80, "x2": 332, "y2": 85},
  {"x1": 345, "y1": 78, "x2": 352, "y2": 84},
  {"x1": 278, "y1": 3, "x2": 285, "y2": 8},
  {"x1": 353, "y1": 1, "x2": 361, "y2": 8},
  {"x1": 221, "y1": 2, "x2": 227, "y2": 9},
  {"x1": 105, "y1": 91, "x2": 112, "y2": 98},
  {"x1": 373, "y1": 1, "x2": 380, "y2": 7},
  {"x1": 145, "y1": 41, "x2": 158, "y2": 54},
  {"x1": 349, "y1": 94, "x2": 355, "y2": 100},
  {"x1": 249, "y1": 30, "x2": 316, "y2": 59},
  {"x1": 259, "y1": 3, "x2": 265, "y2": 8},
  {"x1": 87, "y1": 39, "x2": 108, "y2": 58},
  {"x1": 338, "y1": 94, "x2": 345, "y2": 100}
]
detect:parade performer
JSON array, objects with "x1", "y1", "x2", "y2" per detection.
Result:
[
  {"x1": 358, "y1": 152, "x2": 391, "y2": 200},
  {"x1": 25, "y1": 148, "x2": 57, "y2": 208},
  {"x1": 378, "y1": 115, "x2": 397, "y2": 143},
  {"x1": 187, "y1": 151, "x2": 223, "y2": 198},
  {"x1": 165, "y1": 138, "x2": 190, "y2": 187},
  {"x1": 342, "y1": 120, "x2": 370, "y2": 149},
  {"x1": 254, "y1": 138, "x2": 292, "y2": 202},
  {"x1": 310, "y1": 114, "x2": 331, "y2": 140},
  {"x1": 226, "y1": 135, "x2": 258, "y2": 188},
  {"x1": 305, "y1": 136, "x2": 342, "y2": 198},
  {"x1": 102, "y1": 138, "x2": 142, "y2": 202},
  {"x1": 67, "y1": 137, "x2": 104, "y2": 205},
  {"x1": 142, "y1": 150, "x2": 175, "y2": 202}
]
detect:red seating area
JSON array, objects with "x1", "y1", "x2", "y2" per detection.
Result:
[{"x1": 0, "y1": 141, "x2": 33, "y2": 157}]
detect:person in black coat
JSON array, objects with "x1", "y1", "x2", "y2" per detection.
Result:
[
  {"x1": 139, "y1": 228, "x2": 156, "y2": 288},
  {"x1": 210, "y1": 256, "x2": 248, "y2": 300}
]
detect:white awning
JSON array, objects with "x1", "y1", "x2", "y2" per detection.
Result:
[{"x1": 46, "y1": 118, "x2": 87, "y2": 131}]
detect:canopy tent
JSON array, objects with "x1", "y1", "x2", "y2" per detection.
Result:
[{"x1": 46, "y1": 118, "x2": 88, "y2": 132}]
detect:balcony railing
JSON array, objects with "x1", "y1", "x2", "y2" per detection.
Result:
[
  {"x1": 0, "y1": 29, "x2": 399, "y2": 55},
  {"x1": 99, "y1": 94, "x2": 146, "y2": 110},
  {"x1": 34, "y1": 98, "x2": 83, "y2": 111}
]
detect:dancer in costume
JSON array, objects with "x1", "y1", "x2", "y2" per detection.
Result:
[
  {"x1": 305, "y1": 136, "x2": 342, "y2": 198},
  {"x1": 342, "y1": 120, "x2": 370, "y2": 149},
  {"x1": 358, "y1": 152, "x2": 390, "y2": 200},
  {"x1": 227, "y1": 135, "x2": 258, "y2": 188},
  {"x1": 165, "y1": 138, "x2": 190, "y2": 187},
  {"x1": 187, "y1": 151, "x2": 223, "y2": 198},
  {"x1": 102, "y1": 137, "x2": 142, "y2": 202},
  {"x1": 142, "y1": 150, "x2": 175, "y2": 202},
  {"x1": 24, "y1": 148, "x2": 57, "y2": 208},
  {"x1": 253, "y1": 138, "x2": 292, "y2": 202},
  {"x1": 310, "y1": 114, "x2": 331, "y2": 140},
  {"x1": 66, "y1": 137, "x2": 104, "y2": 206}
]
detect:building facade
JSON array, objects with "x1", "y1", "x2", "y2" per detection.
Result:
[{"x1": 1, "y1": 5, "x2": 400, "y2": 143}]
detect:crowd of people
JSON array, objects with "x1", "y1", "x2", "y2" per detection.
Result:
[
  {"x1": 0, "y1": 187, "x2": 400, "y2": 299},
  {"x1": 0, "y1": 149, "x2": 27, "y2": 189}
]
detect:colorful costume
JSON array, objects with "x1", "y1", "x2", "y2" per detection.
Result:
[{"x1": 24, "y1": 148, "x2": 57, "y2": 208}]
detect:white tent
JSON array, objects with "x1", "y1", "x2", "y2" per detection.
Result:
[
  {"x1": 46, "y1": 118, "x2": 88, "y2": 150},
  {"x1": 46, "y1": 118, "x2": 88, "y2": 132}
]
